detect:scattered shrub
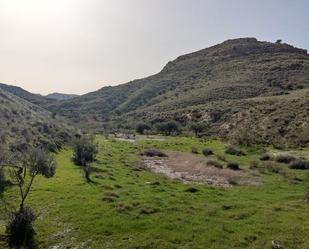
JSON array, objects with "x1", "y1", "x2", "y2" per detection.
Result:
[
  {"x1": 141, "y1": 149, "x2": 167, "y2": 157},
  {"x1": 275, "y1": 154, "x2": 296, "y2": 164},
  {"x1": 217, "y1": 154, "x2": 226, "y2": 162},
  {"x1": 190, "y1": 123, "x2": 207, "y2": 137},
  {"x1": 136, "y1": 123, "x2": 151, "y2": 134},
  {"x1": 289, "y1": 159, "x2": 309, "y2": 170},
  {"x1": 0, "y1": 167, "x2": 5, "y2": 189},
  {"x1": 259, "y1": 153, "x2": 271, "y2": 161},
  {"x1": 263, "y1": 162, "x2": 289, "y2": 178},
  {"x1": 185, "y1": 187, "x2": 199, "y2": 193},
  {"x1": 156, "y1": 121, "x2": 180, "y2": 135},
  {"x1": 72, "y1": 136, "x2": 98, "y2": 167},
  {"x1": 225, "y1": 145, "x2": 246, "y2": 156},
  {"x1": 206, "y1": 160, "x2": 223, "y2": 169},
  {"x1": 6, "y1": 207, "x2": 37, "y2": 249},
  {"x1": 227, "y1": 162, "x2": 240, "y2": 170},
  {"x1": 249, "y1": 160, "x2": 259, "y2": 169},
  {"x1": 264, "y1": 161, "x2": 281, "y2": 173},
  {"x1": 226, "y1": 175, "x2": 238, "y2": 185},
  {"x1": 202, "y1": 148, "x2": 213, "y2": 156},
  {"x1": 191, "y1": 147, "x2": 199, "y2": 154}
]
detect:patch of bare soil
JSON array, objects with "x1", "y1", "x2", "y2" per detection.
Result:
[{"x1": 142, "y1": 151, "x2": 253, "y2": 187}]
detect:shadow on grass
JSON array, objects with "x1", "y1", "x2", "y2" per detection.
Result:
[{"x1": 0, "y1": 181, "x2": 12, "y2": 195}]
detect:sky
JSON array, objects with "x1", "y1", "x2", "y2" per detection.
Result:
[{"x1": 0, "y1": 0, "x2": 308, "y2": 95}]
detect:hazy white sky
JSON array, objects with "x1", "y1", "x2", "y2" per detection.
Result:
[{"x1": 0, "y1": 0, "x2": 308, "y2": 95}]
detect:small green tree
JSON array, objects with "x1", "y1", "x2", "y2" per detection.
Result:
[
  {"x1": 136, "y1": 123, "x2": 151, "y2": 134},
  {"x1": 156, "y1": 121, "x2": 180, "y2": 135},
  {"x1": 6, "y1": 148, "x2": 56, "y2": 249},
  {"x1": 72, "y1": 136, "x2": 98, "y2": 182},
  {"x1": 190, "y1": 123, "x2": 207, "y2": 137},
  {"x1": 11, "y1": 148, "x2": 56, "y2": 211}
]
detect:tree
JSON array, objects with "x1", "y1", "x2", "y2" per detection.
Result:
[
  {"x1": 11, "y1": 148, "x2": 56, "y2": 211},
  {"x1": 72, "y1": 136, "x2": 98, "y2": 182},
  {"x1": 136, "y1": 123, "x2": 151, "y2": 134},
  {"x1": 190, "y1": 123, "x2": 207, "y2": 137},
  {"x1": 156, "y1": 121, "x2": 181, "y2": 135},
  {"x1": 6, "y1": 148, "x2": 56, "y2": 249}
]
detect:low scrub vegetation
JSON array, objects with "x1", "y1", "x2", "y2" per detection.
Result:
[
  {"x1": 155, "y1": 121, "x2": 180, "y2": 135},
  {"x1": 275, "y1": 153, "x2": 296, "y2": 164},
  {"x1": 141, "y1": 149, "x2": 167, "y2": 157},
  {"x1": 289, "y1": 159, "x2": 309, "y2": 169},
  {"x1": 206, "y1": 159, "x2": 223, "y2": 169},
  {"x1": 202, "y1": 148, "x2": 213, "y2": 156},
  {"x1": 225, "y1": 145, "x2": 246, "y2": 156},
  {"x1": 259, "y1": 153, "x2": 272, "y2": 161},
  {"x1": 227, "y1": 162, "x2": 240, "y2": 170},
  {"x1": 191, "y1": 147, "x2": 199, "y2": 154}
]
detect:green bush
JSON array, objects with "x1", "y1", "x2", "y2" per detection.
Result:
[
  {"x1": 202, "y1": 148, "x2": 213, "y2": 156},
  {"x1": 6, "y1": 207, "x2": 37, "y2": 249},
  {"x1": 275, "y1": 154, "x2": 296, "y2": 164},
  {"x1": 141, "y1": 149, "x2": 167, "y2": 157},
  {"x1": 227, "y1": 162, "x2": 240, "y2": 170},
  {"x1": 156, "y1": 121, "x2": 180, "y2": 135},
  {"x1": 225, "y1": 145, "x2": 246, "y2": 156},
  {"x1": 289, "y1": 159, "x2": 309, "y2": 169},
  {"x1": 72, "y1": 136, "x2": 98, "y2": 167},
  {"x1": 206, "y1": 160, "x2": 223, "y2": 169},
  {"x1": 136, "y1": 123, "x2": 151, "y2": 134},
  {"x1": 191, "y1": 147, "x2": 199, "y2": 154},
  {"x1": 190, "y1": 123, "x2": 207, "y2": 137},
  {"x1": 259, "y1": 153, "x2": 271, "y2": 161}
]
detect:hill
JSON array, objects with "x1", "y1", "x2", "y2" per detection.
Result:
[
  {"x1": 0, "y1": 83, "x2": 55, "y2": 107},
  {"x1": 46, "y1": 92, "x2": 78, "y2": 100},
  {"x1": 43, "y1": 38, "x2": 309, "y2": 147},
  {"x1": 0, "y1": 88, "x2": 73, "y2": 151}
]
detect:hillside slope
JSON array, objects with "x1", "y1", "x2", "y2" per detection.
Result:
[
  {"x1": 0, "y1": 83, "x2": 55, "y2": 107},
  {"x1": 46, "y1": 38, "x2": 309, "y2": 124},
  {"x1": 0, "y1": 88, "x2": 73, "y2": 151},
  {"x1": 119, "y1": 88, "x2": 308, "y2": 148}
]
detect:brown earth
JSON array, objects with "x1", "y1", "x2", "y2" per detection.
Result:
[{"x1": 142, "y1": 151, "x2": 257, "y2": 187}]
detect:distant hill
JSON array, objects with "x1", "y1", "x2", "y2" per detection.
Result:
[
  {"x1": 46, "y1": 92, "x2": 78, "y2": 100},
  {"x1": 0, "y1": 88, "x2": 74, "y2": 151},
  {"x1": 43, "y1": 38, "x2": 309, "y2": 147},
  {"x1": 0, "y1": 83, "x2": 54, "y2": 107}
]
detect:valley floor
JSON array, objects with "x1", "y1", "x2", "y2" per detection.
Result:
[{"x1": 1, "y1": 136, "x2": 309, "y2": 249}]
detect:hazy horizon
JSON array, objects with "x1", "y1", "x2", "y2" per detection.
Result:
[{"x1": 1, "y1": 0, "x2": 309, "y2": 95}]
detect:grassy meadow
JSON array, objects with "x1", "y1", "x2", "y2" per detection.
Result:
[{"x1": 1, "y1": 136, "x2": 309, "y2": 249}]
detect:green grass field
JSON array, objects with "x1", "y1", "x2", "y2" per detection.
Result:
[{"x1": 1, "y1": 136, "x2": 309, "y2": 249}]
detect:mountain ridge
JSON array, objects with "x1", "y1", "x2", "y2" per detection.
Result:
[{"x1": 1, "y1": 37, "x2": 309, "y2": 147}]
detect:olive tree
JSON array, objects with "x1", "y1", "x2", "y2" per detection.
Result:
[
  {"x1": 6, "y1": 148, "x2": 56, "y2": 249},
  {"x1": 190, "y1": 123, "x2": 207, "y2": 137},
  {"x1": 156, "y1": 121, "x2": 181, "y2": 135},
  {"x1": 72, "y1": 136, "x2": 98, "y2": 182},
  {"x1": 136, "y1": 123, "x2": 151, "y2": 134}
]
